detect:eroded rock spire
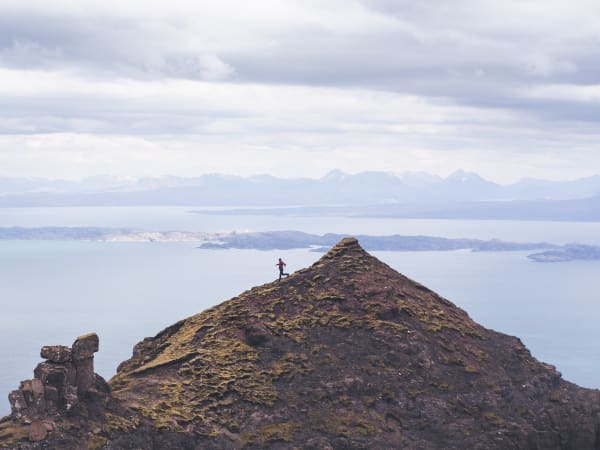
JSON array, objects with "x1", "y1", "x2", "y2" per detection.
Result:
[{"x1": 7, "y1": 333, "x2": 109, "y2": 443}]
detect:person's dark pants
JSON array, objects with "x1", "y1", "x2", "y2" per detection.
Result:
[{"x1": 279, "y1": 269, "x2": 289, "y2": 280}]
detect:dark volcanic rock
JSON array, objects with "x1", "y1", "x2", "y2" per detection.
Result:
[
  {"x1": 40, "y1": 346, "x2": 72, "y2": 363},
  {"x1": 72, "y1": 333, "x2": 100, "y2": 394},
  {"x1": 72, "y1": 333, "x2": 99, "y2": 360},
  {"x1": 27, "y1": 421, "x2": 46, "y2": 442},
  {"x1": 2, "y1": 237, "x2": 600, "y2": 449},
  {"x1": 0, "y1": 333, "x2": 118, "y2": 448}
]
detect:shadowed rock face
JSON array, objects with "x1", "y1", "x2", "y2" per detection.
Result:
[{"x1": 2, "y1": 238, "x2": 600, "y2": 449}]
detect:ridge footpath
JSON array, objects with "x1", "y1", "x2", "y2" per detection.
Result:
[{"x1": 1, "y1": 238, "x2": 599, "y2": 449}]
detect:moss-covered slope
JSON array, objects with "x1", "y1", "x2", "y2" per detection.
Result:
[
  {"x1": 2, "y1": 237, "x2": 599, "y2": 449},
  {"x1": 106, "y1": 237, "x2": 600, "y2": 449}
]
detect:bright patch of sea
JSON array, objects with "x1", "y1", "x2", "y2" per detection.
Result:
[{"x1": 1, "y1": 207, "x2": 599, "y2": 415}]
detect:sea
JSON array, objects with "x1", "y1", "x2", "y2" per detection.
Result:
[{"x1": 1, "y1": 206, "x2": 600, "y2": 415}]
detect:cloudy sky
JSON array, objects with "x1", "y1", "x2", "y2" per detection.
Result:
[{"x1": 1, "y1": 0, "x2": 599, "y2": 182}]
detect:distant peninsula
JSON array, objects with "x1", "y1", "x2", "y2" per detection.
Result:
[
  {"x1": 3, "y1": 226, "x2": 600, "y2": 262},
  {"x1": 196, "y1": 230, "x2": 556, "y2": 253},
  {"x1": 0, "y1": 227, "x2": 212, "y2": 242}
]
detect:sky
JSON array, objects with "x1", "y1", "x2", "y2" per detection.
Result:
[{"x1": 1, "y1": 0, "x2": 599, "y2": 182}]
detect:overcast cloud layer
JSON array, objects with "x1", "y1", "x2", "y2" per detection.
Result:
[{"x1": 1, "y1": 0, "x2": 599, "y2": 182}]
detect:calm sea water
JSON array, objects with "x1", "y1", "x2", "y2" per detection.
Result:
[{"x1": 1, "y1": 207, "x2": 599, "y2": 415}]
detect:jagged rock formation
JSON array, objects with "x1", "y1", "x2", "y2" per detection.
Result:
[
  {"x1": 1, "y1": 333, "x2": 114, "y2": 446},
  {"x1": 1, "y1": 238, "x2": 600, "y2": 449}
]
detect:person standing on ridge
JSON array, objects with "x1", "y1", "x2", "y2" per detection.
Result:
[{"x1": 276, "y1": 258, "x2": 289, "y2": 281}]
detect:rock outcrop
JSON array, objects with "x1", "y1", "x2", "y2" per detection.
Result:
[
  {"x1": 1, "y1": 238, "x2": 600, "y2": 449},
  {"x1": 1, "y1": 333, "x2": 112, "y2": 446}
]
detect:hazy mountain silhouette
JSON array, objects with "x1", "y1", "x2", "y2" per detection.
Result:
[{"x1": 2, "y1": 171, "x2": 600, "y2": 222}]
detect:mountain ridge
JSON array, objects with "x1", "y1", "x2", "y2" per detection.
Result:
[{"x1": 2, "y1": 170, "x2": 600, "y2": 208}]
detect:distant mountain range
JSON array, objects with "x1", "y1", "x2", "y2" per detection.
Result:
[{"x1": 1, "y1": 170, "x2": 600, "y2": 221}]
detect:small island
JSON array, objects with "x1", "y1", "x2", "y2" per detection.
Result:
[{"x1": 528, "y1": 244, "x2": 600, "y2": 262}]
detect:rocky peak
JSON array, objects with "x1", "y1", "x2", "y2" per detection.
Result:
[
  {"x1": 313, "y1": 236, "x2": 370, "y2": 267},
  {"x1": 320, "y1": 236, "x2": 361, "y2": 257}
]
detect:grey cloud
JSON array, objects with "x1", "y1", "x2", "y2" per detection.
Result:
[
  {"x1": 0, "y1": 11, "x2": 194, "y2": 78},
  {"x1": 0, "y1": 2, "x2": 594, "y2": 88},
  {"x1": 0, "y1": 3, "x2": 595, "y2": 86},
  {"x1": 0, "y1": 1, "x2": 599, "y2": 152},
  {"x1": 221, "y1": 6, "x2": 599, "y2": 125}
]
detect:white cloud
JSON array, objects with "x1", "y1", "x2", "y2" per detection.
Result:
[
  {"x1": 0, "y1": 68, "x2": 515, "y2": 133},
  {"x1": 525, "y1": 84, "x2": 600, "y2": 103}
]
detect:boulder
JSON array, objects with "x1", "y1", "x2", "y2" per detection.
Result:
[
  {"x1": 40, "y1": 345, "x2": 72, "y2": 363},
  {"x1": 72, "y1": 333, "x2": 99, "y2": 360}
]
